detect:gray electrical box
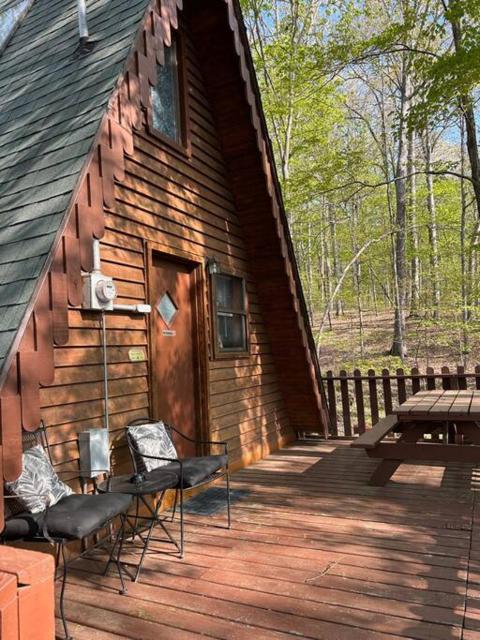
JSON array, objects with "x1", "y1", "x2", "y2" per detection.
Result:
[{"x1": 78, "y1": 428, "x2": 110, "y2": 478}]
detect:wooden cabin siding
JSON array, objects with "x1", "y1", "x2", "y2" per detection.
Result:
[
  {"x1": 38, "y1": 26, "x2": 293, "y2": 475},
  {"x1": 188, "y1": 2, "x2": 325, "y2": 433}
]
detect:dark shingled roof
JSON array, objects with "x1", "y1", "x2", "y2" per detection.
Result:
[{"x1": 0, "y1": 0, "x2": 149, "y2": 375}]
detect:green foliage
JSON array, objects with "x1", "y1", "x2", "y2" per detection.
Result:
[
  {"x1": 242, "y1": 0, "x2": 480, "y2": 371},
  {"x1": 411, "y1": 1, "x2": 480, "y2": 129}
]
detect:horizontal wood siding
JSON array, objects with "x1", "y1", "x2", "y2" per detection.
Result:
[
  {"x1": 38, "y1": 25, "x2": 293, "y2": 475},
  {"x1": 188, "y1": 2, "x2": 325, "y2": 433}
]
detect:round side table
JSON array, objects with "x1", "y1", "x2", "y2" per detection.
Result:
[{"x1": 98, "y1": 470, "x2": 178, "y2": 582}]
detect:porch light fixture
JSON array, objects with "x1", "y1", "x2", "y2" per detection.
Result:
[{"x1": 207, "y1": 256, "x2": 220, "y2": 275}]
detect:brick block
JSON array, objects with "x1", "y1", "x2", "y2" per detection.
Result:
[
  {"x1": 0, "y1": 573, "x2": 19, "y2": 640},
  {"x1": 0, "y1": 547, "x2": 55, "y2": 640}
]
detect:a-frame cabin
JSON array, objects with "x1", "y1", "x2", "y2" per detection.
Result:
[{"x1": 0, "y1": 0, "x2": 327, "y2": 527}]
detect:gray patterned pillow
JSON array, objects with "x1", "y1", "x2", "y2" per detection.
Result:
[
  {"x1": 5, "y1": 445, "x2": 73, "y2": 514},
  {"x1": 128, "y1": 422, "x2": 178, "y2": 472}
]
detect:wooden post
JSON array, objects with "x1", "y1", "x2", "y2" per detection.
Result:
[
  {"x1": 368, "y1": 369, "x2": 379, "y2": 426},
  {"x1": 411, "y1": 366, "x2": 420, "y2": 394},
  {"x1": 457, "y1": 365, "x2": 467, "y2": 390},
  {"x1": 382, "y1": 368, "x2": 393, "y2": 415},
  {"x1": 426, "y1": 366, "x2": 436, "y2": 390},
  {"x1": 325, "y1": 371, "x2": 338, "y2": 436},
  {"x1": 354, "y1": 369, "x2": 366, "y2": 434},
  {"x1": 339, "y1": 370, "x2": 352, "y2": 437},
  {"x1": 475, "y1": 365, "x2": 480, "y2": 390},
  {"x1": 442, "y1": 366, "x2": 451, "y2": 390},
  {"x1": 396, "y1": 367, "x2": 407, "y2": 405}
]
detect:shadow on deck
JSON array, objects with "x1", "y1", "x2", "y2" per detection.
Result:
[{"x1": 62, "y1": 440, "x2": 480, "y2": 639}]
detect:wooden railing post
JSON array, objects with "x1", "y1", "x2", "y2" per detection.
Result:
[
  {"x1": 426, "y1": 366, "x2": 436, "y2": 390},
  {"x1": 339, "y1": 370, "x2": 352, "y2": 437},
  {"x1": 325, "y1": 370, "x2": 338, "y2": 437},
  {"x1": 396, "y1": 368, "x2": 406, "y2": 405},
  {"x1": 382, "y1": 368, "x2": 393, "y2": 415},
  {"x1": 457, "y1": 365, "x2": 467, "y2": 390},
  {"x1": 354, "y1": 369, "x2": 366, "y2": 434},
  {"x1": 442, "y1": 366, "x2": 451, "y2": 390},
  {"x1": 411, "y1": 366, "x2": 420, "y2": 394},
  {"x1": 368, "y1": 369, "x2": 379, "y2": 426}
]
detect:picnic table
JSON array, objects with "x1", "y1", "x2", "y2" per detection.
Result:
[{"x1": 352, "y1": 389, "x2": 480, "y2": 486}]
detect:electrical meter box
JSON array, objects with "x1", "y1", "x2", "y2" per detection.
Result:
[
  {"x1": 78, "y1": 428, "x2": 110, "y2": 478},
  {"x1": 82, "y1": 272, "x2": 117, "y2": 310}
]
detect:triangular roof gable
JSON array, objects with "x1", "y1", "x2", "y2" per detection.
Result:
[
  {"x1": 0, "y1": 0, "x2": 153, "y2": 377},
  {"x1": 0, "y1": 0, "x2": 326, "y2": 493},
  {"x1": 0, "y1": 0, "x2": 185, "y2": 485}
]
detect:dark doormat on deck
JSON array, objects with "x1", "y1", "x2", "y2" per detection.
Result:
[{"x1": 182, "y1": 488, "x2": 250, "y2": 516}]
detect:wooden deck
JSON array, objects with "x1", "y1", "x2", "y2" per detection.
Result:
[{"x1": 62, "y1": 440, "x2": 480, "y2": 639}]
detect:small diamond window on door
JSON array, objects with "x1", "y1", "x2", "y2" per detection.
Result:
[{"x1": 157, "y1": 292, "x2": 178, "y2": 326}]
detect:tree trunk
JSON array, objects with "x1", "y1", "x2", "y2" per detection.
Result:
[
  {"x1": 351, "y1": 202, "x2": 364, "y2": 357},
  {"x1": 450, "y1": 18, "x2": 480, "y2": 220},
  {"x1": 459, "y1": 96, "x2": 480, "y2": 219},
  {"x1": 322, "y1": 225, "x2": 333, "y2": 331},
  {"x1": 370, "y1": 265, "x2": 379, "y2": 316},
  {"x1": 408, "y1": 130, "x2": 420, "y2": 316},
  {"x1": 390, "y1": 58, "x2": 410, "y2": 359},
  {"x1": 460, "y1": 115, "x2": 469, "y2": 363},
  {"x1": 305, "y1": 218, "x2": 314, "y2": 324},
  {"x1": 329, "y1": 205, "x2": 343, "y2": 316},
  {"x1": 424, "y1": 130, "x2": 440, "y2": 319}
]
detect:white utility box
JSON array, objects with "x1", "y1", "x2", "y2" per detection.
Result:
[
  {"x1": 78, "y1": 428, "x2": 110, "y2": 478},
  {"x1": 82, "y1": 272, "x2": 117, "y2": 310}
]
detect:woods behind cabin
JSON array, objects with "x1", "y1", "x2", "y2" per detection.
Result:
[{"x1": 241, "y1": 0, "x2": 480, "y2": 372}]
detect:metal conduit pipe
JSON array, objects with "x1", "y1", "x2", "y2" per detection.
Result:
[
  {"x1": 92, "y1": 237, "x2": 101, "y2": 273},
  {"x1": 77, "y1": 0, "x2": 89, "y2": 42},
  {"x1": 101, "y1": 310, "x2": 109, "y2": 431},
  {"x1": 113, "y1": 303, "x2": 152, "y2": 313}
]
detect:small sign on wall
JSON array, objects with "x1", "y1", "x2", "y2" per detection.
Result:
[{"x1": 128, "y1": 348, "x2": 147, "y2": 362}]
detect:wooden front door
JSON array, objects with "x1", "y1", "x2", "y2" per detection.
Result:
[{"x1": 150, "y1": 253, "x2": 201, "y2": 457}]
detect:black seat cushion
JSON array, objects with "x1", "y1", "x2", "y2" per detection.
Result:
[
  {"x1": 45, "y1": 493, "x2": 132, "y2": 539},
  {"x1": 2, "y1": 493, "x2": 132, "y2": 541},
  {"x1": 151, "y1": 455, "x2": 227, "y2": 488},
  {"x1": 2, "y1": 511, "x2": 42, "y2": 540}
]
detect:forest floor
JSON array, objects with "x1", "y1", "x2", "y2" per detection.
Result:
[{"x1": 316, "y1": 309, "x2": 480, "y2": 373}]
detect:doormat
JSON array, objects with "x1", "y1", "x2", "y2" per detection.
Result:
[{"x1": 181, "y1": 488, "x2": 250, "y2": 516}]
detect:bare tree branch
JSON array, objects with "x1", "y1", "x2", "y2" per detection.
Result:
[{"x1": 318, "y1": 169, "x2": 475, "y2": 197}]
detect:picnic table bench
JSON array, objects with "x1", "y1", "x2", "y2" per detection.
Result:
[{"x1": 352, "y1": 390, "x2": 480, "y2": 486}]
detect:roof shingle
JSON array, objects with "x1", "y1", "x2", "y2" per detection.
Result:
[{"x1": 0, "y1": 0, "x2": 149, "y2": 376}]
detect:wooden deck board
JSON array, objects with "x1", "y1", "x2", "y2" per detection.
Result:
[{"x1": 59, "y1": 440, "x2": 480, "y2": 639}]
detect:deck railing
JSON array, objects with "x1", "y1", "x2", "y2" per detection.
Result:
[{"x1": 321, "y1": 365, "x2": 480, "y2": 437}]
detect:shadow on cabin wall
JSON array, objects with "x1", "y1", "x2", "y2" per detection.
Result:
[{"x1": 35, "y1": 0, "x2": 303, "y2": 492}]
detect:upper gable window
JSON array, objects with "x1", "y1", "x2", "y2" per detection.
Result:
[
  {"x1": 0, "y1": 0, "x2": 31, "y2": 52},
  {"x1": 150, "y1": 39, "x2": 182, "y2": 144}
]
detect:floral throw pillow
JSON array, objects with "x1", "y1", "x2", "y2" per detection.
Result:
[
  {"x1": 5, "y1": 445, "x2": 73, "y2": 514},
  {"x1": 128, "y1": 422, "x2": 178, "y2": 472}
]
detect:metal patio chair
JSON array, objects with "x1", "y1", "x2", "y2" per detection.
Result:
[
  {"x1": 126, "y1": 418, "x2": 231, "y2": 556},
  {"x1": 1, "y1": 422, "x2": 132, "y2": 640}
]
